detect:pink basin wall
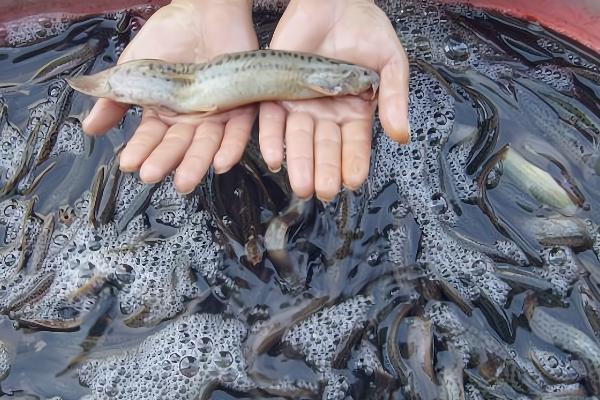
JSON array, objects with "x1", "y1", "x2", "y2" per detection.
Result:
[
  {"x1": 442, "y1": 0, "x2": 600, "y2": 54},
  {"x1": 0, "y1": 0, "x2": 598, "y2": 53}
]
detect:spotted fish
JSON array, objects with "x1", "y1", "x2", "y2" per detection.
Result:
[{"x1": 66, "y1": 50, "x2": 380, "y2": 115}]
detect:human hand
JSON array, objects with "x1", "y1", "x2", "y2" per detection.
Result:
[
  {"x1": 259, "y1": 0, "x2": 409, "y2": 201},
  {"x1": 82, "y1": 0, "x2": 258, "y2": 194}
]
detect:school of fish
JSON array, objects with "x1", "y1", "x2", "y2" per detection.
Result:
[{"x1": 0, "y1": 0, "x2": 598, "y2": 399}]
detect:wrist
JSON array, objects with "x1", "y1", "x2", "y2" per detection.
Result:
[
  {"x1": 285, "y1": 0, "x2": 374, "y2": 11},
  {"x1": 171, "y1": 0, "x2": 253, "y2": 13}
]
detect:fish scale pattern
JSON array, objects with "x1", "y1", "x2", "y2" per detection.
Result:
[{"x1": 0, "y1": 102, "x2": 27, "y2": 194}]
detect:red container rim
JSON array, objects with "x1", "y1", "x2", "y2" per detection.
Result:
[{"x1": 0, "y1": 0, "x2": 598, "y2": 53}]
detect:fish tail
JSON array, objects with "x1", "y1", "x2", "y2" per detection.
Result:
[{"x1": 66, "y1": 69, "x2": 112, "y2": 98}]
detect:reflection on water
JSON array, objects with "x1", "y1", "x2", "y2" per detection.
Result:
[{"x1": 0, "y1": 1, "x2": 598, "y2": 399}]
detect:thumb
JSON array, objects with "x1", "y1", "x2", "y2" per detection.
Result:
[
  {"x1": 378, "y1": 53, "x2": 410, "y2": 144},
  {"x1": 82, "y1": 98, "x2": 130, "y2": 136}
]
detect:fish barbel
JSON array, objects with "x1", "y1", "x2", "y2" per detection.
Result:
[{"x1": 66, "y1": 49, "x2": 380, "y2": 114}]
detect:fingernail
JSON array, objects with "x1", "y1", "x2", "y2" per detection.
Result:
[
  {"x1": 141, "y1": 176, "x2": 162, "y2": 184},
  {"x1": 178, "y1": 187, "x2": 194, "y2": 195},
  {"x1": 175, "y1": 185, "x2": 193, "y2": 195},
  {"x1": 119, "y1": 164, "x2": 137, "y2": 173},
  {"x1": 266, "y1": 157, "x2": 282, "y2": 173},
  {"x1": 316, "y1": 192, "x2": 336, "y2": 203},
  {"x1": 343, "y1": 179, "x2": 361, "y2": 192},
  {"x1": 404, "y1": 121, "x2": 412, "y2": 144},
  {"x1": 212, "y1": 158, "x2": 225, "y2": 174},
  {"x1": 214, "y1": 165, "x2": 232, "y2": 175},
  {"x1": 119, "y1": 160, "x2": 137, "y2": 173},
  {"x1": 268, "y1": 164, "x2": 282, "y2": 173},
  {"x1": 118, "y1": 152, "x2": 137, "y2": 172},
  {"x1": 139, "y1": 165, "x2": 163, "y2": 184},
  {"x1": 174, "y1": 175, "x2": 196, "y2": 195},
  {"x1": 81, "y1": 115, "x2": 92, "y2": 133},
  {"x1": 262, "y1": 149, "x2": 283, "y2": 171}
]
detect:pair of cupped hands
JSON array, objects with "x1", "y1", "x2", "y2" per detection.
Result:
[{"x1": 83, "y1": 0, "x2": 410, "y2": 201}]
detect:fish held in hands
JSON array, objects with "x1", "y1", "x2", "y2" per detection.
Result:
[{"x1": 66, "y1": 50, "x2": 380, "y2": 115}]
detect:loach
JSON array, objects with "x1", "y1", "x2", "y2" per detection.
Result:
[{"x1": 66, "y1": 49, "x2": 380, "y2": 115}]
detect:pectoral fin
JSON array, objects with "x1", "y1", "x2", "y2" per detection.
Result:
[
  {"x1": 147, "y1": 104, "x2": 178, "y2": 116},
  {"x1": 143, "y1": 103, "x2": 220, "y2": 117},
  {"x1": 189, "y1": 104, "x2": 220, "y2": 117},
  {"x1": 304, "y1": 74, "x2": 346, "y2": 96},
  {"x1": 306, "y1": 82, "x2": 343, "y2": 96},
  {"x1": 195, "y1": 104, "x2": 219, "y2": 113}
]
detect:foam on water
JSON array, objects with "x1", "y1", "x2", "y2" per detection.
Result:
[
  {"x1": 49, "y1": 117, "x2": 86, "y2": 159},
  {"x1": 79, "y1": 314, "x2": 255, "y2": 400},
  {"x1": 0, "y1": 143, "x2": 223, "y2": 328},
  {"x1": 283, "y1": 296, "x2": 373, "y2": 371},
  {"x1": 0, "y1": 14, "x2": 73, "y2": 48},
  {"x1": 0, "y1": 0, "x2": 599, "y2": 398}
]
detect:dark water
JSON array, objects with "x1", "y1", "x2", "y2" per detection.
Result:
[{"x1": 0, "y1": 1, "x2": 599, "y2": 399}]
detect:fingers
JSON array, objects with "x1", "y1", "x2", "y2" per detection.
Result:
[
  {"x1": 378, "y1": 52, "x2": 410, "y2": 144},
  {"x1": 261, "y1": 104, "x2": 371, "y2": 200},
  {"x1": 82, "y1": 98, "x2": 129, "y2": 136},
  {"x1": 341, "y1": 119, "x2": 372, "y2": 190},
  {"x1": 174, "y1": 122, "x2": 225, "y2": 194},
  {"x1": 213, "y1": 109, "x2": 255, "y2": 174},
  {"x1": 259, "y1": 102, "x2": 286, "y2": 172},
  {"x1": 285, "y1": 116, "x2": 370, "y2": 200},
  {"x1": 120, "y1": 113, "x2": 169, "y2": 172},
  {"x1": 314, "y1": 120, "x2": 342, "y2": 202},
  {"x1": 270, "y1": 0, "x2": 334, "y2": 51},
  {"x1": 285, "y1": 113, "x2": 315, "y2": 198},
  {"x1": 139, "y1": 123, "x2": 196, "y2": 184}
]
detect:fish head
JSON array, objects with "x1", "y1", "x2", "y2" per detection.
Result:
[
  {"x1": 244, "y1": 233, "x2": 265, "y2": 267},
  {"x1": 308, "y1": 64, "x2": 380, "y2": 99},
  {"x1": 341, "y1": 65, "x2": 380, "y2": 99}
]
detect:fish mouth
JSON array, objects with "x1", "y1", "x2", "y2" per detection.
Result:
[
  {"x1": 359, "y1": 85, "x2": 379, "y2": 102},
  {"x1": 66, "y1": 71, "x2": 111, "y2": 98}
]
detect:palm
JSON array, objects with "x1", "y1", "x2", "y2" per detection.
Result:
[
  {"x1": 259, "y1": 0, "x2": 409, "y2": 200},
  {"x1": 275, "y1": 1, "x2": 395, "y2": 116},
  {"x1": 83, "y1": 0, "x2": 258, "y2": 193}
]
